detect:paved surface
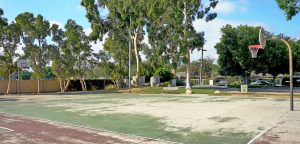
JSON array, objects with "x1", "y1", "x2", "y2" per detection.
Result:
[
  {"x1": 252, "y1": 111, "x2": 300, "y2": 144},
  {"x1": 0, "y1": 113, "x2": 169, "y2": 144}
]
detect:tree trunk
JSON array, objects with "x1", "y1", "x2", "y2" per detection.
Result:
[
  {"x1": 6, "y1": 70, "x2": 11, "y2": 94},
  {"x1": 183, "y1": 2, "x2": 192, "y2": 94},
  {"x1": 63, "y1": 79, "x2": 70, "y2": 92},
  {"x1": 171, "y1": 68, "x2": 177, "y2": 79},
  {"x1": 80, "y1": 77, "x2": 87, "y2": 91},
  {"x1": 133, "y1": 32, "x2": 140, "y2": 86},
  {"x1": 59, "y1": 79, "x2": 64, "y2": 92},
  {"x1": 185, "y1": 50, "x2": 192, "y2": 90},
  {"x1": 37, "y1": 78, "x2": 40, "y2": 94},
  {"x1": 83, "y1": 78, "x2": 87, "y2": 91}
]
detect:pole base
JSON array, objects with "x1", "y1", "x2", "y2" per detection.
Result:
[{"x1": 186, "y1": 89, "x2": 193, "y2": 94}]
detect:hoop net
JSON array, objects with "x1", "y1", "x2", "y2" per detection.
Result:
[{"x1": 248, "y1": 45, "x2": 263, "y2": 58}]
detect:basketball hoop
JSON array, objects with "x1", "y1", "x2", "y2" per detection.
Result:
[
  {"x1": 259, "y1": 28, "x2": 266, "y2": 49},
  {"x1": 248, "y1": 45, "x2": 263, "y2": 58},
  {"x1": 17, "y1": 60, "x2": 30, "y2": 69}
]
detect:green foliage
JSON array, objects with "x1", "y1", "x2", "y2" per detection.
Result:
[
  {"x1": 191, "y1": 57, "x2": 217, "y2": 78},
  {"x1": 65, "y1": 19, "x2": 92, "y2": 91},
  {"x1": 276, "y1": 0, "x2": 300, "y2": 20},
  {"x1": 257, "y1": 36, "x2": 289, "y2": 77},
  {"x1": 15, "y1": 12, "x2": 51, "y2": 80},
  {"x1": 43, "y1": 66, "x2": 55, "y2": 80},
  {"x1": 105, "y1": 84, "x2": 116, "y2": 90},
  {"x1": 176, "y1": 79, "x2": 186, "y2": 86},
  {"x1": 21, "y1": 70, "x2": 32, "y2": 80},
  {"x1": 215, "y1": 25, "x2": 263, "y2": 83},
  {"x1": 154, "y1": 67, "x2": 172, "y2": 82}
]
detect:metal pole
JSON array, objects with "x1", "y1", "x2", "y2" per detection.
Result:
[
  {"x1": 199, "y1": 49, "x2": 203, "y2": 85},
  {"x1": 280, "y1": 39, "x2": 293, "y2": 111},
  {"x1": 18, "y1": 67, "x2": 20, "y2": 94},
  {"x1": 128, "y1": 18, "x2": 131, "y2": 94},
  {"x1": 199, "y1": 49, "x2": 206, "y2": 85}
]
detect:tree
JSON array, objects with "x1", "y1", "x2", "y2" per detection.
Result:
[
  {"x1": 49, "y1": 24, "x2": 75, "y2": 92},
  {"x1": 64, "y1": 19, "x2": 92, "y2": 91},
  {"x1": 276, "y1": 0, "x2": 300, "y2": 20},
  {"x1": 174, "y1": 0, "x2": 218, "y2": 93},
  {"x1": 16, "y1": 12, "x2": 51, "y2": 93},
  {"x1": 81, "y1": 0, "x2": 152, "y2": 86},
  {"x1": 257, "y1": 35, "x2": 289, "y2": 85},
  {"x1": 102, "y1": 31, "x2": 129, "y2": 87},
  {"x1": 215, "y1": 25, "x2": 264, "y2": 84},
  {"x1": 191, "y1": 57, "x2": 217, "y2": 78},
  {"x1": 0, "y1": 22, "x2": 22, "y2": 94}
]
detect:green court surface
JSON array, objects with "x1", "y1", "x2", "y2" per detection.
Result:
[
  {"x1": 0, "y1": 93, "x2": 292, "y2": 144},
  {"x1": 0, "y1": 127, "x2": 10, "y2": 133}
]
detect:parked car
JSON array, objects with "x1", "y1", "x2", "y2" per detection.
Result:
[
  {"x1": 216, "y1": 80, "x2": 228, "y2": 86},
  {"x1": 251, "y1": 80, "x2": 273, "y2": 85}
]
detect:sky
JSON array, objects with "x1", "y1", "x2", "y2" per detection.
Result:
[{"x1": 0, "y1": 0, "x2": 299, "y2": 61}]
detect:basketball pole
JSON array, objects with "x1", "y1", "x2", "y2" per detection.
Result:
[
  {"x1": 278, "y1": 39, "x2": 294, "y2": 111},
  {"x1": 260, "y1": 27, "x2": 294, "y2": 111}
]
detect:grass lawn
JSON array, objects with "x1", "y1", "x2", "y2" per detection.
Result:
[
  {"x1": 0, "y1": 93, "x2": 290, "y2": 144},
  {"x1": 115, "y1": 86, "x2": 216, "y2": 95}
]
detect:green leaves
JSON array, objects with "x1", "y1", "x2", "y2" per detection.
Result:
[{"x1": 276, "y1": 0, "x2": 300, "y2": 20}]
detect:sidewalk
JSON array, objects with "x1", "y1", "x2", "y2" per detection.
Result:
[{"x1": 252, "y1": 111, "x2": 300, "y2": 144}]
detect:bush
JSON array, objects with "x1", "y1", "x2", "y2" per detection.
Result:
[
  {"x1": 67, "y1": 79, "x2": 114, "y2": 91},
  {"x1": 176, "y1": 79, "x2": 185, "y2": 86},
  {"x1": 160, "y1": 82, "x2": 171, "y2": 87},
  {"x1": 105, "y1": 84, "x2": 116, "y2": 90},
  {"x1": 153, "y1": 68, "x2": 172, "y2": 82}
]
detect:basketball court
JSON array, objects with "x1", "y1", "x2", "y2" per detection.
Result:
[{"x1": 0, "y1": 93, "x2": 298, "y2": 144}]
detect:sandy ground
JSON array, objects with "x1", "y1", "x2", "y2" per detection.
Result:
[{"x1": 44, "y1": 94, "x2": 297, "y2": 135}]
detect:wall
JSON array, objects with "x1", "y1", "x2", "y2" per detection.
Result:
[{"x1": 0, "y1": 80, "x2": 60, "y2": 94}]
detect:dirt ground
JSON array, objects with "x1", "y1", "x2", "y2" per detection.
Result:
[{"x1": 0, "y1": 113, "x2": 170, "y2": 144}]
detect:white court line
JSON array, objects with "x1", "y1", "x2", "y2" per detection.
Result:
[{"x1": 0, "y1": 126, "x2": 14, "y2": 133}]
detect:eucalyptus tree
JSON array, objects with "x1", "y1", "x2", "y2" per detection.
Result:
[
  {"x1": 49, "y1": 24, "x2": 75, "y2": 92},
  {"x1": 81, "y1": 0, "x2": 163, "y2": 86},
  {"x1": 64, "y1": 19, "x2": 92, "y2": 91},
  {"x1": 0, "y1": 10, "x2": 22, "y2": 94},
  {"x1": 276, "y1": 0, "x2": 300, "y2": 20},
  {"x1": 16, "y1": 12, "x2": 51, "y2": 93},
  {"x1": 0, "y1": 23, "x2": 22, "y2": 94},
  {"x1": 103, "y1": 30, "x2": 129, "y2": 87},
  {"x1": 147, "y1": 0, "x2": 217, "y2": 92},
  {"x1": 172, "y1": 0, "x2": 218, "y2": 93}
]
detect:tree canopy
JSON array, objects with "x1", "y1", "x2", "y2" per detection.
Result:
[{"x1": 276, "y1": 0, "x2": 300, "y2": 20}]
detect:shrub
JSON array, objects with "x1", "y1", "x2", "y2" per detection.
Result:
[
  {"x1": 105, "y1": 84, "x2": 116, "y2": 90},
  {"x1": 176, "y1": 79, "x2": 185, "y2": 86},
  {"x1": 153, "y1": 68, "x2": 172, "y2": 82},
  {"x1": 67, "y1": 79, "x2": 114, "y2": 91},
  {"x1": 160, "y1": 82, "x2": 171, "y2": 87}
]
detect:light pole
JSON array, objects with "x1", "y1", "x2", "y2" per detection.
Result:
[
  {"x1": 128, "y1": 18, "x2": 132, "y2": 94},
  {"x1": 199, "y1": 48, "x2": 207, "y2": 85}
]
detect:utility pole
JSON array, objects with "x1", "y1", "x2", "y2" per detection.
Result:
[
  {"x1": 199, "y1": 48, "x2": 207, "y2": 85},
  {"x1": 128, "y1": 18, "x2": 131, "y2": 94}
]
